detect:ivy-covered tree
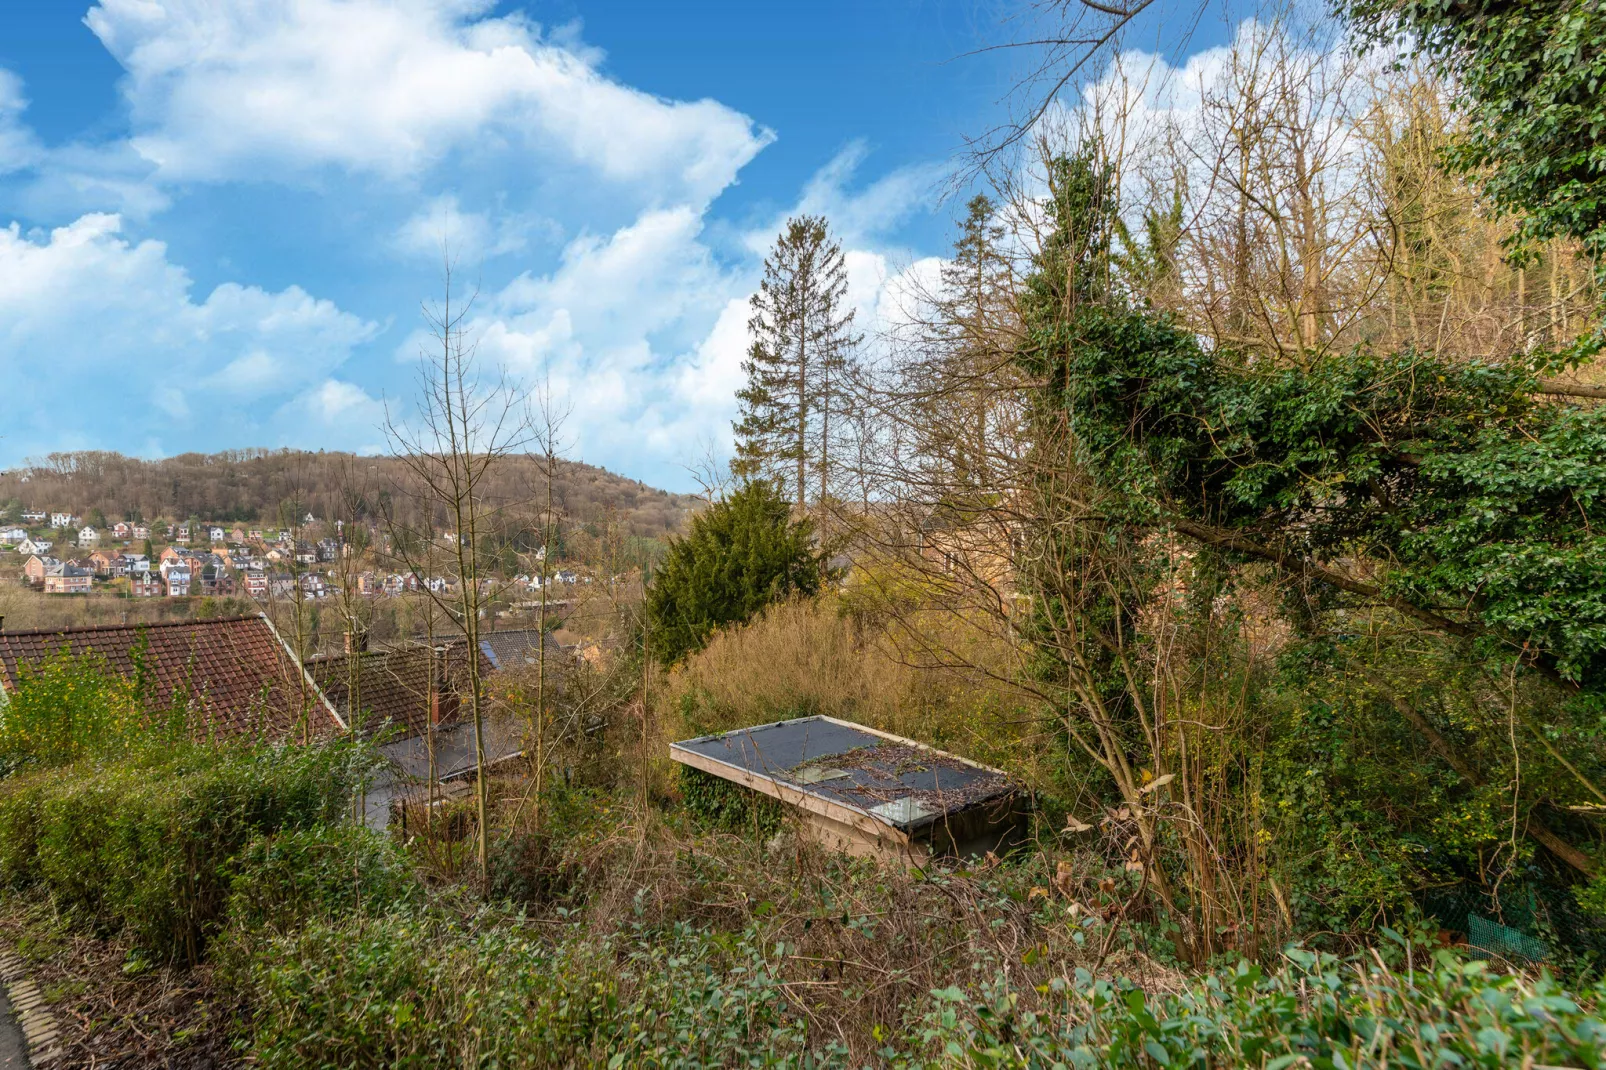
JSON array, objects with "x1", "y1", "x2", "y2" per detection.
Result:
[
  {"x1": 1345, "y1": 0, "x2": 1606, "y2": 351},
  {"x1": 644, "y1": 480, "x2": 823, "y2": 666}
]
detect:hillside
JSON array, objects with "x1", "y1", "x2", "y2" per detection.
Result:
[{"x1": 0, "y1": 450, "x2": 697, "y2": 538}]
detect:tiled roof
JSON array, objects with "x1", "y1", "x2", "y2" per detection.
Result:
[
  {"x1": 478, "y1": 628, "x2": 567, "y2": 671},
  {"x1": 0, "y1": 615, "x2": 344, "y2": 741},
  {"x1": 309, "y1": 640, "x2": 492, "y2": 743}
]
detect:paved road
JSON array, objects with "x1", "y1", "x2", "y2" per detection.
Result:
[{"x1": 0, "y1": 984, "x2": 27, "y2": 1068}]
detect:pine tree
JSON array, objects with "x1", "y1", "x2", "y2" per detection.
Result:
[
  {"x1": 733, "y1": 216, "x2": 861, "y2": 509},
  {"x1": 928, "y1": 195, "x2": 1014, "y2": 492}
]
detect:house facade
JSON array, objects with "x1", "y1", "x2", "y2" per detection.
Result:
[
  {"x1": 43, "y1": 564, "x2": 92, "y2": 594},
  {"x1": 164, "y1": 565, "x2": 192, "y2": 597},
  {"x1": 130, "y1": 573, "x2": 163, "y2": 597},
  {"x1": 77, "y1": 526, "x2": 99, "y2": 547},
  {"x1": 22, "y1": 555, "x2": 57, "y2": 585}
]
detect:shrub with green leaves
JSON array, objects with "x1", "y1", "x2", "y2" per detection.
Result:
[
  {"x1": 0, "y1": 740, "x2": 377, "y2": 962},
  {"x1": 906, "y1": 949, "x2": 1606, "y2": 1069},
  {"x1": 0, "y1": 649, "x2": 188, "y2": 773},
  {"x1": 226, "y1": 823, "x2": 416, "y2": 935},
  {"x1": 239, "y1": 910, "x2": 832, "y2": 1069},
  {"x1": 645, "y1": 479, "x2": 823, "y2": 666},
  {"x1": 679, "y1": 765, "x2": 785, "y2": 838}
]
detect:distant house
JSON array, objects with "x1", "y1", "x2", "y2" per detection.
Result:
[
  {"x1": 307, "y1": 640, "x2": 512, "y2": 827},
  {"x1": 248, "y1": 529, "x2": 263, "y2": 541},
  {"x1": 0, "y1": 528, "x2": 27, "y2": 546},
  {"x1": 130, "y1": 572, "x2": 164, "y2": 597},
  {"x1": 209, "y1": 527, "x2": 226, "y2": 543},
  {"x1": 198, "y1": 561, "x2": 234, "y2": 596},
  {"x1": 131, "y1": 524, "x2": 150, "y2": 542},
  {"x1": 89, "y1": 551, "x2": 126, "y2": 577},
  {"x1": 22, "y1": 555, "x2": 58, "y2": 585},
  {"x1": 299, "y1": 573, "x2": 329, "y2": 599},
  {"x1": 124, "y1": 554, "x2": 151, "y2": 575},
  {"x1": 16, "y1": 538, "x2": 52, "y2": 557},
  {"x1": 175, "y1": 525, "x2": 191, "y2": 544},
  {"x1": 244, "y1": 568, "x2": 268, "y2": 599},
  {"x1": 164, "y1": 564, "x2": 192, "y2": 597},
  {"x1": 43, "y1": 563, "x2": 92, "y2": 595},
  {"x1": 20, "y1": 511, "x2": 45, "y2": 524},
  {"x1": 77, "y1": 526, "x2": 100, "y2": 547},
  {"x1": 112, "y1": 522, "x2": 132, "y2": 540},
  {"x1": 49, "y1": 513, "x2": 78, "y2": 529},
  {"x1": 0, "y1": 616, "x2": 347, "y2": 741},
  {"x1": 316, "y1": 538, "x2": 339, "y2": 563}
]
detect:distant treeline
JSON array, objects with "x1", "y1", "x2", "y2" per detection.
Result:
[{"x1": 0, "y1": 449, "x2": 695, "y2": 539}]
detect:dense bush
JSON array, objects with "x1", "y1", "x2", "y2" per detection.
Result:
[
  {"x1": 910, "y1": 950, "x2": 1606, "y2": 1069},
  {"x1": 679, "y1": 765, "x2": 785, "y2": 837},
  {"x1": 0, "y1": 649, "x2": 189, "y2": 773},
  {"x1": 240, "y1": 910, "x2": 827, "y2": 1069},
  {"x1": 645, "y1": 479, "x2": 823, "y2": 666},
  {"x1": 227, "y1": 823, "x2": 416, "y2": 935},
  {"x1": 0, "y1": 740, "x2": 378, "y2": 962}
]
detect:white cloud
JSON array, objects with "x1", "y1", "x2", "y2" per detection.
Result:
[
  {"x1": 0, "y1": 214, "x2": 378, "y2": 463},
  {"x1": 0, "y1": 69, "x2": 42, "y2": 176},
  {"x1": 393, "y1": 193, "x2": 556, "y2": 262},
  {"x1": 85, "y1": 0, "x2": 774, "y2": 205}
]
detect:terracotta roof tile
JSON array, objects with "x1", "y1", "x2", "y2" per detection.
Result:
[
  {"x1": 308, "y1": 640, "x2": 492, "y2": 742},
  {"x1": 0, "y1": 615, "x2": 343, "y2": 741}
]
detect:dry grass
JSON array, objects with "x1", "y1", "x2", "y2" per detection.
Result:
[{"x1": 660, "y1": 595, "x2": 1048, "y2": 780}]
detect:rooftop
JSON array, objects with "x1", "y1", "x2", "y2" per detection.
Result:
[{"x1": 0, "y1": 615, "x2": 342, "y2": 740}]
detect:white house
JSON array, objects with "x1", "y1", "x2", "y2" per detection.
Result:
[
  {"x1": 209, "y1": 527, "x2": 226, "y2": 543},
  {"x1": 49, "y1": 513, "x2": 78, "y2": 529},
  {"x1": 132, "y1": 524, "x2": 151, "y2": 541},
  {"x1": 20, "y1": 511, "x2": 45, "y2": 524},
  {"x1": 0, "y1": 527, "x2": 27, "y2": 546},
  {"x1": 77, "y1": 526, "x2": 100, "y2": 547},
  {"x1": 16, "y1": 538, "x2": 52, "y2": 556}
]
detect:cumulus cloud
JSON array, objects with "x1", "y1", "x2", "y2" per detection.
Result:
[
  {"x1": 84, "y1": 0, "x2": 774, "y2": 204},
  {"x1": 0, "y1": 214, "x2": 378, "y2": 463}
]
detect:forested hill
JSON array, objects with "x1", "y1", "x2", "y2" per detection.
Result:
[{"x1": 0, "y1": 450, "x2": 696, "y2": 537}]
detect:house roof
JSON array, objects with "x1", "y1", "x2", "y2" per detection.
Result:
[
  {"x1": 477, "y1": 628, "x2": 566, "y2": 671},
  {"x1": 308, "y1": 640, "x2": 492, "y2": 742},
  {"x1": 671, "y1": 715, "x2": 1019, "y2": 835},
  {"x1": 0, "y1": 615, "x2": 344, "y2": 740}
]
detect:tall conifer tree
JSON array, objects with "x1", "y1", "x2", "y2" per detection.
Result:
[{"x1": 733, "y1": 216, "x2": 861, "y2": 509}]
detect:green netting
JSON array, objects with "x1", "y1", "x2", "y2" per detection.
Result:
[{"x1": 1466, "y1": 913, "x2": 1549, "y2": 963}]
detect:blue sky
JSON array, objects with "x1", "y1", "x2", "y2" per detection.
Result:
[{"x1": 0, "y1": 0, "x2": 1250, "y2": 489}]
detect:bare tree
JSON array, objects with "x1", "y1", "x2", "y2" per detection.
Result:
[{"x1": 384, "y1": 258, "x2": 529, "y2": 881}]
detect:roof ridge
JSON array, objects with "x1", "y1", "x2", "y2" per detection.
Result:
[{"x1": 0, "y1": 615, "x2": 261, "y2": 639}]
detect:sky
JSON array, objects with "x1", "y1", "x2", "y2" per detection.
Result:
[{"x1": 0, "y1": 0, "x2": 1254, "y2": 490}]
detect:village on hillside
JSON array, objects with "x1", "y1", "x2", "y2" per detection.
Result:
[{"x1": 0, "y1": 508, "x2": 588, "y2": 606}]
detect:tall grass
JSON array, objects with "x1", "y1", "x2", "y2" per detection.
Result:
[{"x1": 664, "y1": 596, "x2": 1040, "y2": 776}]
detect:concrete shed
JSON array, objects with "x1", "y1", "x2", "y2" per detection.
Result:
[{"x1": 670, "y1": 715, "x2": 1028, "y2": 865}]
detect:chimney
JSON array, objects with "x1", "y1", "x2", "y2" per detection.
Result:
[
  {"x1": 0, "y1": 615, "x2": 5, "y2": 632},
  {"x1": 344, "y1": 630, "x2": 368, "y2": 655}
]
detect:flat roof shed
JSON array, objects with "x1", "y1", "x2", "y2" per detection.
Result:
[{"x1": 670, "y1": 715, "x2": 1028, "y2": 864}]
